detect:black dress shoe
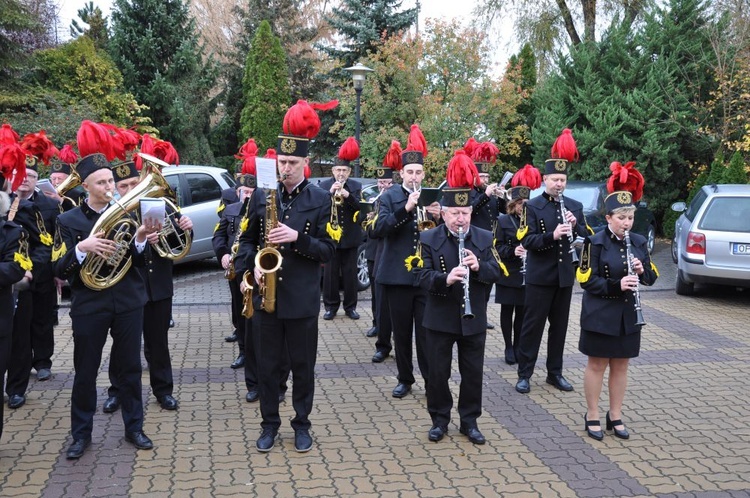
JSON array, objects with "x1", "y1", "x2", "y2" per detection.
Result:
[
  {"x1": 365, "y1": 326, "x2": 377, "y2": 337},
  {"x1": 246, "y1": 390, "x2": 259, "y2": 402},
  {"x1": 225, "y1": 332, "x2": 238, "y2": 342},
  {"x1": 37, "y1": 368, "x2": 52, "y2": 381},
  {"x1": 102, "y1": 396, "x2": 120, "y2": 413},
  {"x1": 584, "y1": 414, "x2": 604, "y2": 441},
  {"x1": 606, "y1": 411, "x2": 630, "y2": 439},
  {"x1": 486, "y1": 322, "x2": 495, "y2": 330},
  {"x1": 230, "y1": 353, "x2": 245, "y2": 369},
  {"x1": 392, "y1": 383, "x2": 412, "y2": 398},
  {"x1": 504, "y1": 348, "x2": 516, "y2": 365},
  {"x1": 428, "y1": 425, "x2": 448, "y2": 442},
  {"x1": 515, "y1": 377, "x2": 530, "y2": 393},
  {"x1": 345, "y1": 309, "x2": 360, "y2": 320},
  {"x1": 66, "y1": 438, "x2": 91, "y2": 459},
  {"x1": 8, "y1": 394, "x2": 26, "y2": 409},
  {"x1": 546, "y1": 374, "x2": 574, "y2": 392},
  {"x1": 294, "y1": 429, "x2": 313, "y2": 452},
  {"x1": 460, "y1": 426, "x2": 486, "y2": 445},
  {"x1": 125, "y1": 431, "x2": 154, "y2": 450},
  {"x1": 323, "y1": 310, "x2": 336, "y2": 320},
  {"x1": 371, "y1": 350, "x2": 388, "y2": 363},
  {"x1": 157, "y1": 394, "x2": 178, "y2": 410},
  {"x1": 256, "y1": 429, "x2": 278, "y2": 452}
]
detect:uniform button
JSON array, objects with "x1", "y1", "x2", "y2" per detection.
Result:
[
  {"x1": 413, "y1": 246, "x2": 417, "y2": 249},
  {"x1": 285, "y1": 215, "x2": 290, "y2": 219},
  {"x1": 278, "y1": 277, "x2": 283, "y2": 281},
  {"x1": 559, "y1": 259, "x2": 562, "y2": 262},
  {"x1": 149, "y1": 269, "x2": 153, "y2": 273}
]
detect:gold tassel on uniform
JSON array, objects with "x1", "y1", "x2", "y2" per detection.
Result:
[
  {"x1": 404, "y1": 244, "x2": 423, "y2": 271},
  {"x1": 326, "y1": 222, "x2": 342, "y2": 242},
  {"x1": 516, "y1": 205, "x2": 528, "y2": 240},
  {"x1": 650, "y1": 261, "x2": 659, "y2": 277},
  {"x1": 491, "y1": 247, "x2": 509, "y2": 277},
  {"x1": 576, "y1": 239, "x2": 592, "y2": 283},
  {"x1": 240, "y1": 217, "x2": 248, "y2": 233},
  {"x1": 352, "y1": 211, "x2": 359, "y2": 223},
  {"x1": 40, "y1": 232, "x2": 53, "y2": 246},
  {"x1": 15, "y1": 232, "x2": 33, "y2": 270},
  {"x1": 213, "y1": 222, "x2": 220, "y2": 233}
]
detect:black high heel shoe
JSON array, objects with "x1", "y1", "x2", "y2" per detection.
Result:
[
  {"x1": 584, "y1": 414, "x2": 604, "y2": 441},
  {"x1": 606, "y1": 411, "x2": 630, "y2": 439}
]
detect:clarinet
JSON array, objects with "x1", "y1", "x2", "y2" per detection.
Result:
[
  {"x1": 457, "y1": 226, "x2": 474, "y2": 320},
  {"x1": 557, "y1": 188, "x2": 580, "y2": 265},
  {"x1": 623, "y1": 230, "x2": 646, "y2": 326}
]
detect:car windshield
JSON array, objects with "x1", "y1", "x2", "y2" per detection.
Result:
[
  {"x1": 562, "y1": 186, "x2": 600, "y2": 210},
  {"x1": 699, "y1": 197, "x2": 750, "y2": 232}
]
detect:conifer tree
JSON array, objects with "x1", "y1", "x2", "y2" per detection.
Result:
[{"x1": 722, "y1": 151, "x2": 749, "y2": 184}]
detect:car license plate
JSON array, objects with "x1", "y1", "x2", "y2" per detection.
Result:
[{"x1": 731, "y1": 243, "x2": 750, "y2": 255}]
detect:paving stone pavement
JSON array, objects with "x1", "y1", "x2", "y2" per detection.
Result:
[{"x1": 2, "y1": 240, "x2": 750, "y2": 497}]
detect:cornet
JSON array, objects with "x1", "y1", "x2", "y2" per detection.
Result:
[
  {"x1": 413, "y1": 180, "x2": 436, "y2": 231},
  {"x1": 333, "y1": 172, "x2": 346, "y2": 206}
]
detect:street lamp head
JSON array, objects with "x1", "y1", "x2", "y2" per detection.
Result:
[{"x1": 343, "y1": 62, "x2": 374, "y2": 90}]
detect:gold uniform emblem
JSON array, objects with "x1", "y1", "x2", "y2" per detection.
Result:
[
  {"x1": 280, "y1": 138, "x2": 297, "y2": 154},
  {"x1": 52, "y1": 162, "x2": 63, "y2": 171},
  {"x1": 25, "y1": 156, "x2": 37, "y2": 167},
  {"x1": 92, "y1": 154, "x2": 109, "y2": 168},
  {"x1": 455, "y1": 192, "x2": 469, "y2": 206},
  {"x1": 555, "y1": 160, "x2": 567, "y2": 172},
  {"x1": 518, "y1": 186, "x2": 530, "y2": 199},
  {"x1": 403, "y1": 151, "x2": 421, "y2": 165},
  {"x1": 376, "y1": 168, "x2": 384, "y2": 178},
  {"x1": 116, "y1": 163, "x2": 131, "y2": 179},
  {"x1": 617, "y1": 191, "x2": 632, "y2": 204}
]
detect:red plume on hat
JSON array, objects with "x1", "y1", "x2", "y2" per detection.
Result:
[
  {"x1": 282, "y1": 99, "x2": 339, "y2": 139},
  {"x1": 472, "y1": 141, "x2": 500, "y2": 164},
  {"x1": 462, "y1": 137, "x2": 479, "y2": 157},
  {"x1": 21, "y1": 130, "x2": 59, "y2": 165},
  {"x1": 405, "y1": 124, "x2": 428, "y2": 157},
  {"x1": 384, "y1": 140, "x2": 402, "y2": 171},
  {"x1": 551, "y1": 128, "x2": 579, "y2": 163},
  {"x1": 236, "y1": 138, "x2": 259, "y2": 175},
  {"x1": 338, "y1": 137, "x2": 360, "y2": 162},
  {"x1": 304, "y1": 164, "x2": 311, "y2": 179},
  {"x1": 0, "y1": 143, "x2": 28, "y2": 191},
  {"x1": 512, "y1": 164, "x2": 542, "y2": 190},
  {"x1": 1, "y1": 124, "x2": 20, "y2": 146},
  {"x1": 446, "y1": 149, "x2": 479, "y2": 188},
  {"x1": 59, "y1": 144, "x2": 78, "y2": 164},
  {"x1": 607, "y1": 161, "x2": 644, "y2": 202},
  {"x1": 152, "y1": 139, "x2": 179, "y2": 166},
  {"x1": 77, "y1": 120, "x2": 116, "y2": 161},
  {"x1": 264, "y1": 148, "x2": 277, "y2": 160}
]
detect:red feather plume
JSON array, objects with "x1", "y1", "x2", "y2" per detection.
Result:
[
  {"x1": 77, "y1": 121, "x2": 116, "y2": 161},
  {"x1": 118, "y1": 128, "x2": 142, "y2": 152},
  {"x1": 472, "y1": 141, "x2": 500, "y2": 164},
  {"x1": 607, "y1": 161, "x2": 644, "y2": 202},
  {"x1": 152, "y1": 140, "x2": 179, "y2": 166},
  {"x1": 236, "y1": 138, "x2": 259, "y2": 175},
  {"x1": 337, "y1": 137, "x2": 360, "y2": 162},
  {"x1": 20, "y1": 130, "x2": 59, "y2": 165},
  {"x1": 550, "y1": 128, "x2": 579, "y2": 163},
  {"x1": 264, "y1": 148, "x2": 277, "y2": 160},
  {"x1": 59, "y1": 144, "x2": 78, "y2": 164},
  {"x1": 406, "y1": 124, "x2": 427, "y2": 157},
  {"x1": 462, "y1": 138, "x2": 479, "y2": 157},
  {"x1": 1, "y1": 124, "x2": 20, "y2": 146},
  {"x1": 282, "y1": 99, "x2": 339, "y2": 139},
  {"x1": 446, "y1": 149, "x2": 479, "y2": 188},
  {"x1": 304, "y1": 164, "x2": 311, "y2": 178},
  {"x1": 383, "y1": 140, "x2": 402, "y2": 171},
  {"x1": 0, "y1": 143, "x2": 28, "y2": 191},
  {"x1": 512, "y1": 164, "x2": 542, "y2": 190}
]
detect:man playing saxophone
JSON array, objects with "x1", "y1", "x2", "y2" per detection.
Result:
[
  {"x1": 52, "y1": 147, "x2": 159, "y2": 460},
  {"x1": 236, "y1": 100, "x2": 336, "y2": 453}
]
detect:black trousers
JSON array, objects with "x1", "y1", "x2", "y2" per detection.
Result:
[
  {"x1": 385, "y1": 285, "x2": 428, "y2": 385},
  {"x1": 367, "y1": 260, "x2": 376, "y2": 326},
  {"x1": 427, "y1": 329, "x2": 486, "y2": 429},
  {"x1": 0, "y1": 293, "x2": 12, "y2": 440},
  {"x1": 243, "y1": 314, "x2": 290, "y2": 392},
  {"x1": 30, "y1": 279, "x2": 56, "y2": 370},
  {"x1": 228, "y1": 277, "x2": 242, "y2": 343},
  {"x1": 72, "y1": 307, "x2": 144, "y2": 440},
  {"x1": 254, "y1": 312, "x2": 317, "y2": 431},
  {"x1": 500, "y1": 304, "x2": 524, "y2": 351},
  {"x1": 517, "y1": 284, "x2": 573, "y2": 379},
  {"x1": 323, "y1": 246, "x2": 358, "y2": 312},
  {"x1": 109, "y1": 298, "x2": 174, "y2": 399},
  {"x1": 369, "y1": 259, "x2": 393, "y2": 353},
  {"x1": 6, "y1": 290, "x2": 32, "y2": 397}
]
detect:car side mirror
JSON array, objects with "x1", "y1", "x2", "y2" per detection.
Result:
[{"x1": 671, "y1": 201, "x2": 686, "y2": 212}]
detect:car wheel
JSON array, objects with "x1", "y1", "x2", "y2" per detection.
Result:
[
  {"x1": 671, "y1": 237, "x2": 678, "y2": 264},
  {"x1": 356, "y1": 244, "x2": 370, "y2": 291},
  {"x1": 675, "y1": 270, "x2": 694, "y2": 296},
  {"x1": 647, "y1": 224, "x2": 656, "y2": 254}
]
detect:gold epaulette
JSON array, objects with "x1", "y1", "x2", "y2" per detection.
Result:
[
  {"x1": 576, "y1": 238, "x2": 592, "y2": 283},
  {"x1": 213, "y1": 222, "x2": 220, "y2": 233},
  {"x1": 650, "y1": 261, "x2": 659, "y2": 277},
  {"x1": 217, "y1": 203, "x2": 225, "y2": 214}
]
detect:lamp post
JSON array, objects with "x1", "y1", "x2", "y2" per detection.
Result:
[{"x1": 343, "y1": 62, "x2": 374, "y2": 178}]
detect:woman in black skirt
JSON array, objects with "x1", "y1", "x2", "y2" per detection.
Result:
[
  {"x1": 495, "y1": 186, "x2": 530, "y2": 365},
  {"x1": 577, "y1": 190, "x2": 657, "y2": 440}
]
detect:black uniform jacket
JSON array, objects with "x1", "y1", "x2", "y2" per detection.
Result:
[
  {"x1": 318, "y1": 177, "x2": 363, "y2": 249},
  {"x1": 470, "y1": 187, "x2": 505, "y2": 235},
  {"x1": 28, "y1": 190, "x2": 61, "y2": 285},
  {"x1": 496, "y1": 213, "x2": 525, "y2": 288},
  {"x1": 236, "y1": 181, "x2": 335, "y2": 319},
  {"x1": 0, "y1": 219, "x2": 26, "y2": 314},
  {"x1": 53, "y1": 202, "x2": 147, "y2": 316},
  {"x1": 137, "y1": 204, "x2": 189, "y2": 302},
  {"x1": 522, "y1": 191, "x2": 587, "y2": 287},
  {"x1": 414, "y1": 225, "x2": 502, "y2": 336},
  {"x1": 213, "y1": 197, "x2": 250, "y2": 275},
  {"x1": 371, "y1": 185, "x2": 426, "y2": 286},
  {"x1": 61, "y1": 185, "x2": 87, "y2": 212},
  {"x1": 579, "y1": 228, "x2": 657, "y2": 336},
  {"x1": 217, "y1": 187, "x2": 240, "y2": 218},
  {"x1": 10, "y1": 195, "x2": 51, "y2": 289}
]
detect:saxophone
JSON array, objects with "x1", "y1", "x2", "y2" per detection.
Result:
[{"x1": 254, "y1": 188, "x2": 282, "y2": 313}]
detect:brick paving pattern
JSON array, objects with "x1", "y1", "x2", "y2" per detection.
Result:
[{"x1": 2, "y1": 241, "x2": 750, "y2": 497}]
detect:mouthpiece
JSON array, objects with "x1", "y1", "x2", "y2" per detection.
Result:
[{"x1": 106, "y1": 192, "x2": 113, "y2": 199}]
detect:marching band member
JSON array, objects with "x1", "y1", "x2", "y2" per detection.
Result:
[
  {"x1": 236, "y1": 100, "x2": 336, "y2": 453},
  {"x1": 414, "y1": 187, "x2": 502, "y2": 444},
  {"x1": 515, "y1": 130, "x2": 588, "y2": 394},
  {"x1": 53, "y1": 123, "x2": 157, "y2": 459},
  {"x1": 321, "y1": 137, "x2": 363, "y2": 321},
  {"x1": 578, "y1": 163, "x2": 657, "y2": 441},
  {"x1": 46, "y1": 145, "x2": 87, "y2": 210},
  {"x1": 371, "y1": 124, "x2": 435, "y2": 398}
]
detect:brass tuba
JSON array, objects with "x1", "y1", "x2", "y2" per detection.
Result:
[
  {"x1": 254, "y1": 188, "x2": 282, "y2": 313},
  {"x1": 55, "y1": 165, "x2": 83, "y2": 206},
  {"x1": 79, "y1": 157, "x2": 174, "y2": 290}
]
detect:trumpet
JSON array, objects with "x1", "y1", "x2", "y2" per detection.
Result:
[
  {"x1": 624, "y1": 230, "x2": 646, "y2": 326},
  {"x1": 557, "y1": 188, "x2": 579, "y2": 265},
  {"x1": 333, "y1": 173, "x2": 345, "y2": 206},
  {"x1": 413, "y1": 180, "x2": 436, "y2": 231},
  {"x1": 457, "y1": 226, "x2": 474, "y2": 320}
]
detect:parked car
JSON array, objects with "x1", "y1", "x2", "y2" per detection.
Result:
[
  {"x1": 670, "y1": 184, "x2": 750, "y2": 295},
  {"x1": 530, "y1": 181, "x2": 657, "y2": 253},
  {"x1": 162, "y1": 165, "x2": 236, "y2": 264}
]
